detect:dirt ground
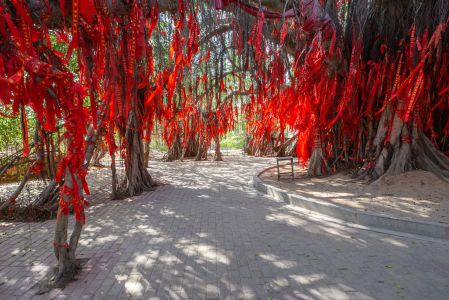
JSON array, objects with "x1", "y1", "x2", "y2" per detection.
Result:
[{"x1": 261, "y1": 165, "x2": 449, "y2": 224}]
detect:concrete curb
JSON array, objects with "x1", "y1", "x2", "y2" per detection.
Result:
[{"x1": 250, "y1": 171, "x2": 449, "y2": 240}]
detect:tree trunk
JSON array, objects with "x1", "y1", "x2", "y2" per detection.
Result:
[
  {"x1": 110, "y1": 147, "x2": 119, "y2": 200},
  {"x1": 275, "y1": 133, "x2": 298, "y2": 157},
  {"x1": 308, "y1": 125, "x2": 329, "y2": 176},
  {"x1": 144, "y1": 137, "x2": 151, "y2": 167},
  {"x1": 413, "y1": 127, "x2": 449, "y2": 181},
  {"x1": 166, "y1": 132, "x2": 183, "y2": 161},
  {"x1": 359, "y1": 104, "x2": 449, "y2": 182},
  {"x1": 214, "y1": 135, "x2": 223, "y2": 161},
  {"x1": 116, "y1": 110, "x2": 155, "y2": 198},
  {"x1": 31, "y1": 180, "x2": 59, "y2": 208},
  {"x1": 37, "y1": 122, "x2": 100, "y2": 291},
  {"x1": 92, "y1": 145, "x2": 106, "y2": 167},
  {"x1": 45, "y1": 168, "x2": 84, "y2": 291},
  {"x1": 195, "y1": 138, "x2": 204, "y2": 161}
]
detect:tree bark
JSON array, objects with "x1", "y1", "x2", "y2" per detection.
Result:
[
  {"x1": 37, "y1": 121, "x2": 101, "y2": 291},
  {"x1": 214, "y1": 135, "x2": 223, "y2": 161},
  {"x1": 116, "y1": 110, "x2": 155, "y2": 198},
  {"x1": 47, "y1": 168, "x2": 84, "y2": 290},
  {"x1": 144, "y1": 137, "x2": 151, "y2": 167},
  {"x1": 275, "y1": 133, "x2": 298, "y2": 157},
  {"x1": 92, "y1": 145, "x2": 106, "y2": 167},
  {"x1": 307, "y1": 129, "x2": 328, "y2": 176}
]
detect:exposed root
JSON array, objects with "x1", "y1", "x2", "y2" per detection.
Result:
[
  {"x1": 116, "y1": 110, "x2": 157, "y2": 198},
  {"x1": 37, "y1": 258, "x2": 86, "y2": 294},
  {"x1": 379, "y1": 126, "x2": 413, "y2": 179},
  {"x1": 384, "y1": 142, "x2": 412, "y2": 176},
  {"x1": 360, "y1": 129, "x2": 449, "y2": 184},
  {"x1": 114, "y1": 173, "x2": 156, "y2": 200},
  {"x1": 414, "y1": 134, "x2": 449, "y2": 182},
  {"x1": 308, "y1": 148, "x2": 330, "y2": 176},
  {"x1": 51, "y1": 259, "x2": 81, "y2": 287}
]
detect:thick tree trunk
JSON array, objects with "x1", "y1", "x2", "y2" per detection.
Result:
[
  {"x1": 383, "y1": 124, "x2": 412, "y2": 177},
  {"x1": 144, "y1": 137, "x2": 151, "y2": 167},
  {"x1": 195, "y1": 137, "x2": 209, "y2": 161},
  {"x1": 92, "y1": 146, "x2": 106, "y2": 167},
  {"x1": 110, "y1": 147, "x2": 119, "y2": 200},
  {"x1": 116, "y1": 110, "x2": 155, "y2": 198},
  {"x1": 372, "y1": 109, "x2": 404, "y2": 180},
  {"x1": 358, "y1": 105, "x2": 394, "y2": 180},
  {"x1": 308, "y1": 138, "x2": 326, "y2": 176},
  {"x1": 195, "y1": 138, "x2": 204, "y2": 161},
  {"x1": 214, "y1": 135, "x2": 223, "y2": 161},
  {"x1": 166, "y1": 132, "x2": 183, "y2": 162},
  {"x1": 308, "y1": 125, "x2": 329, "y2": 176},
  {"x1": 244, "y1": 135, "x2": 252, "y2": 155}
]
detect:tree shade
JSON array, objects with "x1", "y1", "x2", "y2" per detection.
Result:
[{"x1": 1, "y1": 0, "x2": 449, "y2": 288}]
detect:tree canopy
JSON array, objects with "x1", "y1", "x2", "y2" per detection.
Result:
[{"x1": 1, "y1": 0, "x2": 449, "y2": 288}]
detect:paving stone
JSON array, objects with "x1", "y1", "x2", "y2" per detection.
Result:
[{"x1": 1, "y1": 157, "x2": 449, "y2": 299}]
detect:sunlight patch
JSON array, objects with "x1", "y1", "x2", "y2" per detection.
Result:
[{"x1": 125, "y1": 280, "x2": 143, "y2": 296}]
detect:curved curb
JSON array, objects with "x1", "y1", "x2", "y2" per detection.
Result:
[{"x1": 249, "y1": 170, "x2": 449, "y2": 240}]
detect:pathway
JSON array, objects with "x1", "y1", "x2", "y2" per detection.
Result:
[{"x1": 1, "y1": 156, "x2": 449, "y2": 299}]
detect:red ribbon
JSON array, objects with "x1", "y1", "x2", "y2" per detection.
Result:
[{"x1": 215, "y1": 0, "x2": 297, "y2": 19}]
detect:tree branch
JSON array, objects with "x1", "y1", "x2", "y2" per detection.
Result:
[{"x1": 199, "y1": 24, "x2": 233, "y2": 47}]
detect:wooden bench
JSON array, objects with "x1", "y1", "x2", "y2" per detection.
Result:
[{"x1": 276, "y1": 157, "x2": 294, "y2": 180}]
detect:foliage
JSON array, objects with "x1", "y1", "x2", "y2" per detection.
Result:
[
  {"x1": 0, "y1": 115, "x2": 22, "y2": 152},
  {"x1": 0, "y1": 109, "x2": 36, "y2": 153},
  {"x1": 221, "y1": 132, "x2": 245, "y2": 150}
]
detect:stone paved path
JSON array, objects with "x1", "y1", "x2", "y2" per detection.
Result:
[{"x1": 1, "y1": 156, "x2": 449, "y2": 300}]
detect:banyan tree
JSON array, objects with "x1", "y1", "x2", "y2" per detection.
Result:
[{"x1": 1, "y1": 0, "x2": 449, "y2": 288}]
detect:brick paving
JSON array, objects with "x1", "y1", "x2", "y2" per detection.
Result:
[{"x1": 1, "y1": 155, "x2": 449, "y2": 299}]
